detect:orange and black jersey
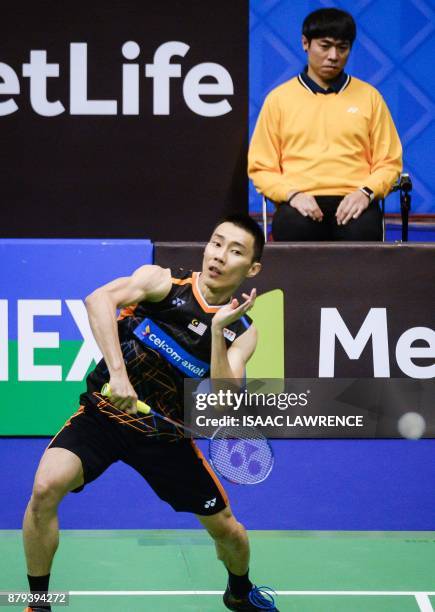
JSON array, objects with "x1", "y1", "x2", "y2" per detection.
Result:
[
  {"x1": 81, "y1": 269, "x2": 252, "y2": 434},
  {"x1": 119, "y1": 269, "x2": 252, "y2": 376}
]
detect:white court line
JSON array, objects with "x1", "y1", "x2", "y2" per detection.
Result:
[
  {"x1": 69, "y1": 590, "x2": 435, "y2": 597},
  {"x1": 416, "y1": 593, "x2": 434, "y2": 612}
]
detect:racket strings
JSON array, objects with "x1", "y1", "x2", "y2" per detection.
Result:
[{"x1": 209, "y1": 426, "x2": 274, "y2": 485}]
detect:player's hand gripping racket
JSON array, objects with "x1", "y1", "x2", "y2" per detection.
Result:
[
  {"x1": 101, "y1": 383, "x2": 152, "y2": 415},
  {"x1": 101, "y1": 383, "x2": 274, "y2": 485}
]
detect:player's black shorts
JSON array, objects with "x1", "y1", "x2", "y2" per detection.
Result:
[{"x1": 49, "y1": 406, "x2": 228, "y2": 516}]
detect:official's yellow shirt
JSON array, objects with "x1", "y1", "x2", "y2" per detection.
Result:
[{"x1": 248, "y1": 76, "x2": 402, "y2": 202}]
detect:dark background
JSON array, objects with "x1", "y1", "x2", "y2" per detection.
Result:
[{"x1": 0, "y1": 1, "x2": 248, "y2": 240}]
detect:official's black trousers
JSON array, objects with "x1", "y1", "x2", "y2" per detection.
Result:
[{"x1": 272, "y1": 196, "x2": 383, "y2": 241}]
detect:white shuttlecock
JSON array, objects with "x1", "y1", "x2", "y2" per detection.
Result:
[{"x1": 397, "y1": 412, "x2": 426, "y2": 440}]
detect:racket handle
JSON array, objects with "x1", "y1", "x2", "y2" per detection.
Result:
[{"x1": 101, "y1": 383, "x2": 151, "y2": 415}]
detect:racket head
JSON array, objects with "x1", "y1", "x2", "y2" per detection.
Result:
[{"x1": 208, "y1": 426, "x2": 274, "y2": 485}]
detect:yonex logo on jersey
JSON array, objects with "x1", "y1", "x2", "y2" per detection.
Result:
[
  {"x1": 204, "y1": 498, "x2": 216, "y2": 509},
  {"x1": 172, "y1": 297, "x2": 185, "y2": 307},
  {"x1": 134, "y1": 318, "x2": 209, "y2": 378},
  {"x1": 223, "y1": 328, "x2": 236, "y2": 342},
  {"x1": 347, "y1": 106, "x2": 359, "y2": 113},
  {"x1": 188, "y1": 319, "x2": 207, "y2": 336}
]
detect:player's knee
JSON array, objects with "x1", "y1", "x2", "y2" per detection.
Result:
[
  {"x1": 206, "y1": 509, "x2": 245, "y2": 543},
  {"x1": 30, "y1": 478, "x2": 66, "y2": 514}
]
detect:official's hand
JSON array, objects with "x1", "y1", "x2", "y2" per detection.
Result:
[
  {"x1": 289, "y1": 193, "x2": 323, "y2": 222},
  {"x1": 211, "y1": 288, "x2": 256, "y2": 332},
  {"x1": 107, "y1": 374, "x2": 138, "y2": 414},
  {"x1": 336, "y1": 190, "x2": 370, "y2": 225}
]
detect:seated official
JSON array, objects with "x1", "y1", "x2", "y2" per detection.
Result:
[{"x1": 248, "y1": 8, "x2": 402, "y2": 241}]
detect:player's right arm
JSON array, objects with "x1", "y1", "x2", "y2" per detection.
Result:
[{"x1": 85, "y1": 265, "x2": 172, "y2": 412}]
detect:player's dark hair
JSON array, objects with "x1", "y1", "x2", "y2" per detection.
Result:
[
  {"x1": 302, "y1": 8, "x2": 356, "y2": 45},
  {"x1": 215, "y1": 213, "x2": 265, "y2": 262}
]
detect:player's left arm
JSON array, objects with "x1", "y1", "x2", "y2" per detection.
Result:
[
  {"x1": 210, "y1": 289, "x2": 257, "y2": 381},
  {"x1": 227, "y1": 324, "x2": 258, "y2": 379}
]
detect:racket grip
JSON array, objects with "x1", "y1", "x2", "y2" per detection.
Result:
[{"x1": 101, "y1": 383, "x2": 151, "y2": 415}]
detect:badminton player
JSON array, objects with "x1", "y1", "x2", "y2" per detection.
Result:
[{"x1": 22, "y1": 214, "x2": 279, "y2": 611}]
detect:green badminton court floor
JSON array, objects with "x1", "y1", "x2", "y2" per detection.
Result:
[{"x1": 1, "y1": 530, "x2": 434, "y2": 611}]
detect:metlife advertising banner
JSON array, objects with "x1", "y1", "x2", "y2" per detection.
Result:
[{"x1": 0, "y1": 1, "x2": 248, "y2": 240}]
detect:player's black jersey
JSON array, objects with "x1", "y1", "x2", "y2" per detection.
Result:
[{"x1": 81, "y1": 269, "x2": 252, "y2": 437}]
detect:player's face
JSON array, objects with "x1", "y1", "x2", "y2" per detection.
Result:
[
  {"x1": 202, "y1": 222, "x2": 261, "y2": 289},
  {"x1": 302, "y1": 36, "x2": 351, "y2": 85}
]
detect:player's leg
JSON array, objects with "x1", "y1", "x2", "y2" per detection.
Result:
[
  {"x1": 197, "y1": 505, "x2": 250, "y2": 574},
  {"x1": 22, "y1": 446, "x2": 84, "y2": 612},
  {"x1": 125, "y1": 436, "x2": 278, "y2": 610},
  {"x1": 198, "y1": 508, "x2": 278, "y2": 611},
  {"x1": 23, "y1": 406, "x2": 123, "y2": 611},
  {"x1": 23, "y1": 447, "x2": 84, "y2": 576}
]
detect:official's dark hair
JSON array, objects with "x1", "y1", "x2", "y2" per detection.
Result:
[
  {"x1": 214, "y1": 213, "x2": 265, "y2": 262},
  {"x1": 302, "y1": 8, "x2": 356, "y2": 45}
]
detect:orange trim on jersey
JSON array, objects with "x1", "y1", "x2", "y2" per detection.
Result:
[
  {"x1": 191, "y1": 272, "x2": 220, "y2": 313},
  {"x1": 171, "y1": 276, "x2": 193, "y2": 286},
  {"x1": 118, "y1": 304, "x2": 138, "y2": 320},
  {"x1": 190, "y1": 439, "x2": 229, "y2": 505},
  {"x1": 47, "y1": 405, "x2": 85, "y2": 450}
]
